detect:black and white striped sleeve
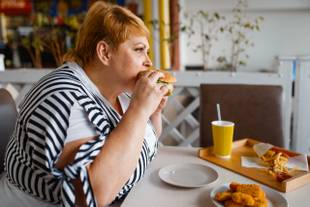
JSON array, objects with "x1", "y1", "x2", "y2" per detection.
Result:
[
  {"x1": 25, "y1": 91, "x2": 111, "y2": 207},
  {"x1": 25, "y1": 91, "x2": 73, "y2": 171}
]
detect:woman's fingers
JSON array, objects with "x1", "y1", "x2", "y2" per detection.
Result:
[
  {"x1": 158, "y1": 96, "x2": 168, "y2": 108},
  {"x1": 132, "y1": 70, "x2": 169, "y2": 117},
  {"x1": 146, "y1": 70, "x2": 164, "y2": 83},
  {"x1": 157, "y1": 83, "x2": 169, "y2": 96}
]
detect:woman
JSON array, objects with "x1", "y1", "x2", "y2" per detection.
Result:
[{"x1": 0, "y1": 2, "x2": 168, "y2": 206}]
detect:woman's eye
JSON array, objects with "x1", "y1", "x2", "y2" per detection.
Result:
[{"x1": 135, "y1": 48, "x2": 144, "y2": 52}]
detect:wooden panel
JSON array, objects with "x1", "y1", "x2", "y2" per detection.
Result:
[{"x1": 198, "y1": 139, "x2": 310, "y2": 192}]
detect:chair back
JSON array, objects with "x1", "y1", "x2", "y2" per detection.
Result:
[
  {"x1": 200, "y1": 84, "x2": 284, "y2": 147},
  {"x1": 0, "y1": 88, "x2": 17, "y2": 173}
]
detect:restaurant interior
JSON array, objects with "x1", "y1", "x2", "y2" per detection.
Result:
[{"x1": 0, "y1": 0, "x2": 310, "y2": 207}]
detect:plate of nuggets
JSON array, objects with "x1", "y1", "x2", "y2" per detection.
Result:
[{"x1": 210, "y1": 182, "x2": 288, "y2": 207}]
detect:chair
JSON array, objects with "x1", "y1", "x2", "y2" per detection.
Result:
[
  {"x1": 0, "y1": 88, "x2": 18, "y2": 173},
  {"x1": 200, "y1": 84, "x2": 284, "y2": 148}
]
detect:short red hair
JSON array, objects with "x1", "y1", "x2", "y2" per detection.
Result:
[{"x1": 63, "y1": 1, "x2": 149, "y2": 67}]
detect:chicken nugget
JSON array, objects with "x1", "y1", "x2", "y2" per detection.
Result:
[
  {"x1": 235, "y1": 184, "x2": 265, "y2": 199},
  {"x1": 231, "y1": 192, "x2": 255, "y2": 206},
  {"x1": 229, "y1": 182, "x2": 239, "y2": 192},
  {"x1": 253, "y1": 198, "x2": 268, "y2": 207},
  {"x1": 215, "y1": 191, "x2": 232, "y2": 202},
  {"x1": 224, "y1": 199, "x2": 245, "y2": 207}
]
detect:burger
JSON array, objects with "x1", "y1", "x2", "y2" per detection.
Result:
[
  {"x1": 156, "y1": 70, "x2": 177, "y2": 96},
  {"x1": 138, "y1": 68, "x2": 177, "y2": 96}
]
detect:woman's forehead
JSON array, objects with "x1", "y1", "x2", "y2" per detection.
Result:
[{"x1": 123, "y1": 36, "x2": 149, "y2": 47}]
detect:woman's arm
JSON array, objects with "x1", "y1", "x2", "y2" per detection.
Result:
[
  {"x1": 56, "y1": 137, "x2": 96, "y2": 207},
  {"x1": 56, "y1": 106, "x2": 149, "y2": 207},
  {"x1": 57, "y1": 71, "x2": 168, "y2": 206},
  {"x1": 149, "y1": 97, "x2": 168, "y2": 136},
  {"x1": 56, "y1": 107, "x2": 149, "y2": 207}
]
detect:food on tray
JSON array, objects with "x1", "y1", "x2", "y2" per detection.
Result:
[
  {"x1": 259, "y1": 148, "x2": 293, "y2": 182},
  {"x1": 214, "y1": 182, "x2": 268, "y2": 207}
]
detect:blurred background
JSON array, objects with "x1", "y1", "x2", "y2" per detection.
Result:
[
  {"x1": 0, "y1": 0, "x2": 111, "y2": 69},
  {"x1": 0, "y1": 0, "x2": 309, "y2": 72}
]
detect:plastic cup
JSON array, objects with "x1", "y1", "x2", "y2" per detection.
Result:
[{"x1": 211, "y1": 120, "x2": 235, "y2": 159}]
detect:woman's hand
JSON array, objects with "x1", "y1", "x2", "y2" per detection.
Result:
[
  {"x1": 153, "y1": 96, "x2": 168, "y2": 115},
  {"x1": 130, "y1": 70, "x2": 168, "y2": 118}
]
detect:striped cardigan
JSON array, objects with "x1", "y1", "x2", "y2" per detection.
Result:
[{"x1": 4, "y1": 63, "x2": 156, "y2": 206}]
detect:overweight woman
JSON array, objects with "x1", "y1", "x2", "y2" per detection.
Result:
[{"x1": 0, "y1": 2, "x2": 168, "y2": 206}]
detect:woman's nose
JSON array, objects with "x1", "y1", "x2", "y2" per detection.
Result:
[{"x1": 144, "y1": 54, "x2": 152, "y2": 67}]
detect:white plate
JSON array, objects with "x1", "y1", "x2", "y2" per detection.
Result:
[
  {"x1": 158, "y1": 163, "x2": 218, "y2": 188},
  {"x1": 210, "y1": 183, "x2": 289, "y2": 207}
]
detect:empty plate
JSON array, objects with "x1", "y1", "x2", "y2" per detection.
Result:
[
  {"x1": 158, "y1": 163, "x2": 219, "y2": 188},
  {"x1": 210, "y1": 183, "x2": 289, "y2": 207}
]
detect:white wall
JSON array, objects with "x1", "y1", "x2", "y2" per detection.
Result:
[{"x1": 180, "y1": 0, "x2": 310, "y2": 71}]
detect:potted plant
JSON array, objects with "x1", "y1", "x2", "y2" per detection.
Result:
[
  {"x1": 217, "y1": 0, "x2": 264, "y2": 71},
  {"x1": 182, "y1": 0, "x2": 264, "y2": 71},
  {"x1": 20, "y1": 11, "x2": 83, "y2": 68},
  {"x1": 182, "y1": 10, "x2": 226, "y2": 70}
]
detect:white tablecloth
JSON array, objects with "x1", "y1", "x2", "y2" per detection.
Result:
[{"x1": 121, "y1": 146, "x2": 310, "y2": 207}]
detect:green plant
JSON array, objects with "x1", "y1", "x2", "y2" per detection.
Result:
[
  {"x1": 21, "y1": 27, "x2": 44, "y2": 68},
  {"x1": 182, "y1": 0, "x2": 264, "y2": 71},
  {"x1": 20, "y1": 12, "x2": 83, "y2": 68},
  {"x1": 182, "y1": 10, "x2": 226, "y2": 70},
  {"x1": 218, "y1": 0, "x2": 264, "y2": 71}
]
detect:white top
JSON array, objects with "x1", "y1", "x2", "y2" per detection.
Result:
[
  {"x1": 66, "y1": 101, "x2": 99, "y2": 142},
  {"x1": 66, "y1": 91, "x2": 158, "y2": 156}
]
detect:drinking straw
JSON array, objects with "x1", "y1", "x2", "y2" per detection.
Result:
[{"x1": 216, "y1": 103, "x2": 221, "y2": 121}]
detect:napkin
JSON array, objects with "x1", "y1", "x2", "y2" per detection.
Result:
[{"x1": 241, "y1": 143, "x2": 309, "y2": 172}]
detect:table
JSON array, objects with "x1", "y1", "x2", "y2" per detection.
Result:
[{"x1": 121, "y1": 146, "x2": 310, "y2": 207}]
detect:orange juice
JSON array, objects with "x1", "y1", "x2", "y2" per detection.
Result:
[{"x1": 212, "y1": 120, "x2": 234, "y2": 159}]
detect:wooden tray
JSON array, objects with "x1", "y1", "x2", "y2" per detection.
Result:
[{"x1": 198, "y1": 138, "x2": 310, "y2": 192}]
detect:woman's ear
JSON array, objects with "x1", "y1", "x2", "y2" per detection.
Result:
[{"x1": 96, "y1": 40, "x2": 111, "y2": 65}]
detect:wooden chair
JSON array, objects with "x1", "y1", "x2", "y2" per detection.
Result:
[
  {"x1": 200, "y1": 84, "x2": 285, "y2": 148},
  {"x1": 0, "y1": 88, "x2": 18, "y2": 173}
]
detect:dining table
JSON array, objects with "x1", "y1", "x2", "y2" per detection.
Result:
[{"x1": 119, "y1": 146, "x2": 310, "y2": 207}]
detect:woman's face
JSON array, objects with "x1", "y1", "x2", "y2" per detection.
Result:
[{"x1": 109, "y1": 35, "x2": 152, "y2": 91}]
